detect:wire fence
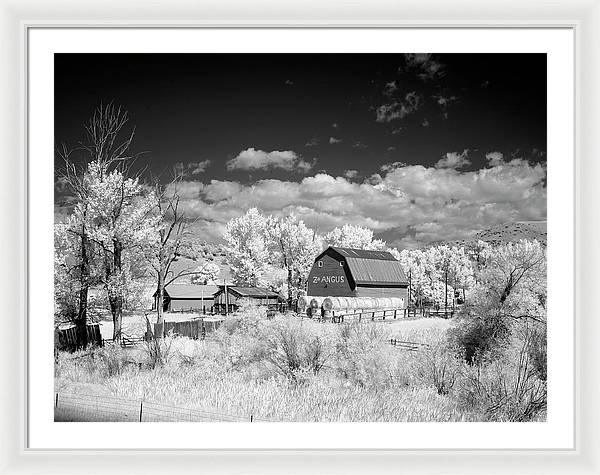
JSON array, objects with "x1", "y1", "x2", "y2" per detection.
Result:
[{"x1": 54, "y1": 392, "x2": 269, "y2": 422}]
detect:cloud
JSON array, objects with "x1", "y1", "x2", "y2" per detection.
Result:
[
  {"x1": 226, "y1": 148, "x2": 315, "y2": 172},
  {"x1": 352, "y1": 141, "x2": 368, "y2": 149},
  {"x1": 421, "y1": 118, "x2": 430, "y2": 127},
  {"x1": 329, "y1": 137, "x2": 342, "y2": 144},
  {"x1": 387, "y1": 146, "x2": 397, "y2": 152},
  {"x1": 401, "y1": 54, "x2": 446, "y2": 82},
  {"x1": 391, "y1": 127, "x2": 403, "y2": 135},
  {"x1": 376, "y1": 91, "x2": 422, "y2": 123},
  {"x1": 305, "y1": 137, "x2": 319, "y2": 147},
  {"x1": 383, "y1": 81, "x2": 398, "y2": 96},
  {"x1": 332, "y1": 123, "x2": 339, "y2": 129},
  {"x1": 485, "y1": 151, "x2": 505, "y2": 167},
  {"x1": 432, "y1": 93, "x2": 458, "y2": 108},
  {"x1": 155, "y1": 158, "x2": 546, "y2": 249},
  {"x1": 174, "y1": 160, "x2": 212, "y2": 177},
  {"x1": 435, "y1": 150, "x2": 471, "y2": 169},
  {"x1": 284, "y1": 79, "x2": 294, "y2": 85}
]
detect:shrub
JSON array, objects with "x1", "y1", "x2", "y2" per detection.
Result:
[
  {"x1": 448, "y1": 315, "x2": 509, "y2": 364},
  {"x1": 412, "y1": 342, "x2": 463, "y2": 396},
  {"x1": 455, "y1": 332, "x2": 547, "y2": 421}
]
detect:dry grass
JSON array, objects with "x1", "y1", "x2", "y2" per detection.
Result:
[{"x1": 55, "y1": 309, "x2": 544, "y2": 422}]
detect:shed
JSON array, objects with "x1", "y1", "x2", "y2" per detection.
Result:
[
  {"x1": 213, "y1": 286, "x2": 284, "y2": 314},
  {"x1": 306, "y1": 246, "x2": 409, "y2": 301},
  {"x1": 153, "y1": 284, "x2": 218, "y2": 313}
]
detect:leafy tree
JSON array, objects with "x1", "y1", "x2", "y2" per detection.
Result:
[
  {"x1": 324, "y1": 224, "x2": 386, "y2": 250},
  {"x1": 191, "y1": 261, "x2": 221, "y2": 285},
  {"x1": 271, "y1": 215, "x2": 323, "y2": 305},
  {"x1": 223, "y1": 208, "x2": 277, "y2": 288}
]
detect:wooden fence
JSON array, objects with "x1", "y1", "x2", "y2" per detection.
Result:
[
  {"x1": 389, "y1": 338, "x2": 430, "y2": 352},
  {"x1": 56, "y1": 324, "x2": 103, "y2": 352},
  {"x1": 154, "y1": 318, "x2": 223, "y2": 340}
]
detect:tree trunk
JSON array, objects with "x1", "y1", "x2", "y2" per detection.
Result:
[
  {"x1": 75, "y1": 228, "x2": 89, "y2": 349},
  {"x1": 111, "y1": 239, "x2": 124, "y2": 342},
  {"x1": 287, "y1": 267, "x2": 293, "y2": 310},
  {"x1": 155, "y1": 269, "x2": 165, "y2": 339},
  {"x1": 444, "y1": 268, "x2": 448, "y2": 313}
]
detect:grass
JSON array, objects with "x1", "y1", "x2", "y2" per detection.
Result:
[{"x1": 55, "y1": 309, "x2": 545, "y2": 422}]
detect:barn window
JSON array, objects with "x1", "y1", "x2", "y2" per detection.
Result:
[{"x1": 318, "y1": 261, "x2": 323, "y2": 268}]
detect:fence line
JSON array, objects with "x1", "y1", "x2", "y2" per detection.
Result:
[{"x1": 54, "y1": 392, "x2": 269, "y2": 423}]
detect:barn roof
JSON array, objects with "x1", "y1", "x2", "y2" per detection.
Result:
[
  {"x1": 219, "y1": 286, "x2": 282, "y2": 298},
  {"x1": 318, "y1": 246, "x2": 409, "y2": 286},
  {"x1": 162, "y1": 284, "x2": 219, "y2": 299}
]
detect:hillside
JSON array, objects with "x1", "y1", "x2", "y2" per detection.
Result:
[{"x1": 431, "y1": 221, "x2": 547, "y2": 248}]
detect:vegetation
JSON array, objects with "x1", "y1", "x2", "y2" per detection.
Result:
[{"x1": 54, "y1": 104, "x2": 547, "y2": 423}]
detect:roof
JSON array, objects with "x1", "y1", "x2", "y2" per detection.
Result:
[
  {"x1": 330, "y1": 247, "x2": 398, "y2": 261},
  {"x1": 162, "y1": 284, "x2": 219, "y2": 299},
  {"x1": 219, "y1": 286, "x2": 282, "y2": 298},
  {"x1": 317, "y1": 246, "x2": 409, "y2": 286}
]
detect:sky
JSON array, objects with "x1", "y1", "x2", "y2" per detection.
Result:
[{"x1": 54, "y1": 53, "x2": 547, "y2": 248}]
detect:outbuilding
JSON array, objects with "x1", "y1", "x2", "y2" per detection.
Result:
[
  {"x1": 213, "y1": 286, "x2": 284, "y2": 314},
  {"x1": 306, "y1": 246, "x2": 409, "y2": 301},
  {"x1": 153, "y1": 284, "x2": 218, "y2": 313}
]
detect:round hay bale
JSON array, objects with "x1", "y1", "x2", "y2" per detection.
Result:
[
  {"x1": 297, "y1": 295, "x2": 309, "y2": 312},
  {"x1": 309, "y1": 298, "x2": 320, "y2": 309},
  {"x1": 322, "y1": 298, "x2": 333, "y2": 312}
]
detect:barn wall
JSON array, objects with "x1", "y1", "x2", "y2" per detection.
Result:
[
  {"x1": 307, "y1": 252, "x2": 355, "y2": 297},
  {"x1": 355, "y1": 286, "x2": 408, "y2": 304}
]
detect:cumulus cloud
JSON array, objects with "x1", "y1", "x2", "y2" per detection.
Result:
[
  {"x1": 168, "y1": 159, "x2": 546, "y2": 249},
  {"x1": 305, "y1": 137, "x2": 319, "y2": 147},
  {"x1": 376, "y1": 91, "x2": 422, "y2": 123},
  {"x1": 329, "y1": 136, "x2": 342, "y2": 144},
  {"x1": 226, "y1": 148, "x2": 315, "y2": 172},
  {"x1": 174, "y1": 160, "x2": 212, "y2": 176},
  {"x1": 485, "y1": 151, "x2": 505, "y2": 167},
  {"x1": 435, "y1": 150, "x2": 471, "y2": 169},
  {"x1": 401, "y1": 53, "x2": 446, "y2": 82}
]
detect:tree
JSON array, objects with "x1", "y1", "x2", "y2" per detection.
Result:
[
  {"x1": 191, "y1": 261, "x2": 221, "y2": 285},
  {"x1": 271, "y1": 215, "x2": 323, "y2": 305},
  {"x1": 223, "y1": 208, "x2": 277, "y2": 288},
  {"x1": 85, "y1": 160, "x2": 159, "y2": 341},
  {"x1": 451, "y1": 239, "x2": 547, "y2": 363},
  {"x1": 79, "y1": 104, "x2": 159, "y2": 342},
  {"x1": 324, "y1": 224, "x2": 386, "y2": 250}
]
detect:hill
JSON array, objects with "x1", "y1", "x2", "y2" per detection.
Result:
[{"x1": 429, "y1": 221, "x2": 547, "y2": 248}]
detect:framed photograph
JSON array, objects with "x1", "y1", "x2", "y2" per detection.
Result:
[{"x1": 1, "y1": 0, "x2": 598, "y2": 473}]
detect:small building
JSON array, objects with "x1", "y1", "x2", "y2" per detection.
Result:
[
  {"x1": 153, "y1": 284, "x2": 218, "y2": 313},
  {"x1": 213, "y1": 286, "x2": 284, "y2": 314},
  {"x1": 306, "y1": 246, "x2": 409, "y2": 301}
]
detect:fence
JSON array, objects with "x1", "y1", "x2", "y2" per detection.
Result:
[
  {"x1": 389, "y1": 338, "x2": 430, "y2": 352},
  {"x1": 56, "y1": 324, "x2": 103, "y2": 352},
  {"x1": 154, "y1": 318, "x2": 223, "y2": 340},
  {"x1": 54, "y1": 392, "x2": 268, "y2": 422}
]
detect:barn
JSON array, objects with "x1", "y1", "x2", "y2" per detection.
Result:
[
  {"x1": 306, "y1": 247, "x2": 409, "y2": 301},
  {"x1": 213, "y1": 286, "x2": 284, "y2": 314},
  {"x1": 153, "y1": 284, "x2": 218, "y2": 313}
]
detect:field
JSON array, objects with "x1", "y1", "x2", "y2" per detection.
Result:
[{"x1": 55, "y1": 306, "x2": 545, "y2": 422}]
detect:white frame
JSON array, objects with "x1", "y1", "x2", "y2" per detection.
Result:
[{"x1": 1, "y1": 0, "x2": 599, "y2": 473}]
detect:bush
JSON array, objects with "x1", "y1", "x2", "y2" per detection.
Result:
[
  {"x1": 448, "y1": 315, "x2": 509, "y2": 364},
  {"x1": 455, "y1": 333, "x2": 547, "y2": 421},
  {"x1": 412, "y1": 342, "x2": 463, "y2": 396}
]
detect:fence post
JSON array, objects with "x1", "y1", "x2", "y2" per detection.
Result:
[
  {"x1": 250, "y1": 414, "x2": 253, "y2": 422},
  {"x1": 139, "y1": 402, "x2": 143, "y2": 422},
  {"x1": 55, "y1": 393, "x2": 59, "y2": 408}
]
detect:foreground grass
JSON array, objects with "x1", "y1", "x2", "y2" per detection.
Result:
[{"x1": 55, "y1": 310, "x2": 545, "y2": 422}]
